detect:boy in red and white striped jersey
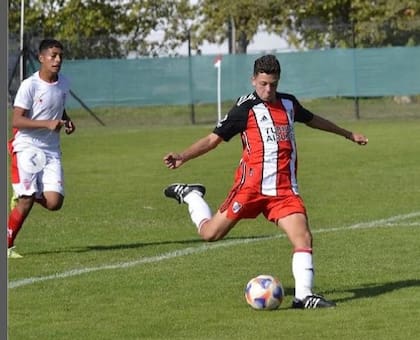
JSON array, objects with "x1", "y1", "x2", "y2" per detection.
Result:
[{"x1": 163, "y1": 54, "x2": 368, "y2": 309}]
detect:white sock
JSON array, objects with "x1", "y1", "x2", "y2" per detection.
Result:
[
  {"x1": 292, "y1": 250, "x2": 314, "y2": 300},
  {"x1": 183, "y1": 191, "x2": 212, "y2": 230}
]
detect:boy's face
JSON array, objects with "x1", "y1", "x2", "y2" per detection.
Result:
[
  {"x1": 39, "y1": 46, "x2": 63, "y2": 74},
  {"x1": 252, "y1": 72, "x2": 279, "y2": 103}
]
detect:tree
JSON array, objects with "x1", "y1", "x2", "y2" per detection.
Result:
[
  {"x1": 194, "y1": 0, "x2": 288, "y2": 54},
  {"x1": 9, "y1": 0, "x2": 128, "y2": 58},
  {"x1": 352, "y1": 0, "x2": 420, "y2": 47},
  {"x1": 274, "y1": 0, "x2": 420, "y2": 49},
  {"x1": 122, "y1": 0, "x2": 196, "y2": 57},
  {"x1": 8, "y1": 0, "x2": 195, "y2": 58},
  {"x1": 8, "y1": 0, "x2": 420, "y2": 59},
  {"x1": 8, "y1": 0, "x2": 44, "y2": 40}
]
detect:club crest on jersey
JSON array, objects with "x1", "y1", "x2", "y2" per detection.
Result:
[
  {"x1": 232, "y1": 201, "x2": 242, "y2": 214},
  {"x1": 23, "y1": 179, "x2": 31, "y2": 190}
]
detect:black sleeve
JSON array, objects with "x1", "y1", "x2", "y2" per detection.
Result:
[
  {"x1": 213, "y1": 93, "x2": 260, "y2": 141},
  {"x1": 277, "y1": 92, "x2": 314, "y2": 123},
  {"x1": 292, "y1": 95, "x2": 314, "y2": 123}
]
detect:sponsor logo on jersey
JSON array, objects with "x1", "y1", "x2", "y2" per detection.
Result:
[{"x1": 265, "y1": 124, "x2": 295, "y2": 143}]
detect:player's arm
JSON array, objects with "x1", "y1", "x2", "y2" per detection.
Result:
[
  {"x1": 62, "y1": 109, "x2": 76, "y2": 134},
  {"x1": 306, "y1": 114, "x2": 368, "y2": 145},
  {"x1": 163, "y1": 132, "x2": 223, "y2": 169},
  {"x1": 12, "y1": 106, "x2": 65, "y2": 132}
]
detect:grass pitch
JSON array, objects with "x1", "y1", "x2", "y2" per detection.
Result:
[{"x1": 7, "y1": 100, "x2": 420, "y2": 339}]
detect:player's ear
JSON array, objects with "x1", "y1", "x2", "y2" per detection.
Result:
[
  {"x1": 251, "y1": 76, "x2": 256, "y2": 87},
  {"x1": 38, "y1": 53, "x2": 43, "y2": 63}
]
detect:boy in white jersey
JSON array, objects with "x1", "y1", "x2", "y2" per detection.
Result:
[{"x1": 7, "y1": 39, "x2": 76, "y2": 258}]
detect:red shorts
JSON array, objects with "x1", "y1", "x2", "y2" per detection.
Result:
[{"x1": 219, "y1": 187, "x2": 307, "y2": 222}]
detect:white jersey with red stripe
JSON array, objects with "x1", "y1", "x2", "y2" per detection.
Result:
[
  {"x1": 213, "y1": 92, "x2": 314, "y2": 196},
  {"x1": 10, "y1": 71, "x2": 70, "y2": 154}
]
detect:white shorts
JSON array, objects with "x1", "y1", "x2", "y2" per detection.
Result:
[{"x1": 11, "y1": 147, "x2": 64, "y2": 197}]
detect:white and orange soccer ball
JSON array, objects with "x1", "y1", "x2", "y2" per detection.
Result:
[{"x1": 245, "y1": 274, "x2": 284, "y2": 310}]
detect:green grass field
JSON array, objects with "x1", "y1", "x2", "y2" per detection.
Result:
[{"x1": 7, "y1": 99, "x2": 420, "y2": 339}]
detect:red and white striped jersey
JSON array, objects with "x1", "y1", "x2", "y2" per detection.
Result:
[{"x1": 213, "y1": 92, "x2": 314, "y2": 196}]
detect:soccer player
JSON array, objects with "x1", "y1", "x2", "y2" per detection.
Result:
[
  {"x1": 7, "y1": 39, "x2": 76, "y2": 258},
  {"x1": 163, "y1": 54, "x2": 368, "y2": 309}
]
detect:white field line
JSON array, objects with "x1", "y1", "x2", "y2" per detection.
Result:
[{"x1": 9, "y1": 211, "x2": 420, "y2": 289}]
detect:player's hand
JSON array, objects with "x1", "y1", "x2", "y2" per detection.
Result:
[
  {"x1": 349, "y1": 133, "x2": 368, "y2": 145},
  {"x1": 64, "y1": 120, "x2": 76, "y2": 135},
  {"x1": 47, "y1": 120, "x2": 66, "y2": 132},
  {"x1": 163, "y1": 152, "x2": 184, "y2": 169}
]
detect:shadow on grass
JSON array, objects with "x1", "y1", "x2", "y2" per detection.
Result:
[
  {"x1": 281, "y1": 280, "x2": 420, "y2": 310},
  {"x1": 27, "y1": 234, "x2": 278, "y2": 255},
  {"x1": 331, "y1": 279, "x2": 420, "y2": 304}
]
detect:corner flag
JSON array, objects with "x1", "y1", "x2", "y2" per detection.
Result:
[{"x1": 214, "y1": 55, "x2": 222, "y2": 68}]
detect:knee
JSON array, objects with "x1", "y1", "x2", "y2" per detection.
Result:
[
  {"x1": 42, "y1": 193, "x2": 64, "y2": 211},
  {"x1": 197, "y1": 215, "x2": 234, "y2": 242},
  {"x1": 290, "y1": 229, "x2": 313, "y2": 249},
  {"x1": 304, "y1": 230, "x2": 313, "y2": 244},
  {"x1": 295, "y1": 229, "x2": 312, "y2": 247},
  {"x1": 46, "y1": 200, "x2": 63, "y2": 211},
  {"x1": 301, "y1": 232, "x2": 313, "y2": 249},
  {"x1": 199, "y1": 224, "x2": 224, "y2": 242},
  {"x1": 201, "y1": 233, "x2": 222, "y2": 242}
]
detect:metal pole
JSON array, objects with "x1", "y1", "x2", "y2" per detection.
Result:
[
  {"x1": 187, "y1": 30, "x2": 196, "y2": 124},
  {"x1": 351, "y1": 20, "x2": 360, "y2": 119},
  {"x1": 231, "y1": 17, "x2": 236, "y2": 55},
  {"x1": 20, "y1": 0, "x2": 25, "y2": 82},
  {"x1": 217, "y1": 60, "x2": 221, "y2": 121}
]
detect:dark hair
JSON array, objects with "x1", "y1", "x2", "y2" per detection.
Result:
[
  {"x1": 39, "y1": 39, "x2": 63, "y2": 53},
  {"x1": 253, "y1": 54, "x2": 281, "y2": 77}
]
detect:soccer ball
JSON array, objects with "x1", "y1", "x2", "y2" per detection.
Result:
[{"x1": 245, "y1": 275, "x2": 284, "y2": 310}]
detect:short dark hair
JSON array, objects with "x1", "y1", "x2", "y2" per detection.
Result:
[
  {"x1": 39, "y1": 39, "x2": 63, "y2": 53},
  {"x1": 253, "y1": 54, "x2": 281, "y2": 77}
]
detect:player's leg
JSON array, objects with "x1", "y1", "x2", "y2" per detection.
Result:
[
  {"x1": 8, "y1": 151, "x2": 38, "y2": 256},
  {"x1": 197, "y1": 209, "x2": 238, "y2": 241},
  {"x1": 8, "y1": 152, "x2": 65, "y2": 257},
  {"x1": 164, "y1": 183, "x2": 238, "y2": 241},
  {"x1": 268, "y1": 194, "x2": 335, "y2": 309},
  {"x1": 277, "y1": 212, "x2": 313, "y2": 248},
  {"x1": 36, "y1": 154, "x2": 65, "y2": 211},
  {"x1": 277, "y1": 213, "x2": 336, "y2": 308},
  {"x1": 35, "y1": 191, "x2": 64, "y2": 210},
  {"x1": 276, "y1": 212, "x2": 313, "y2": 298},
  {"x1": 8, "y1": 194, "x2": 36, "y2": 255}
]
